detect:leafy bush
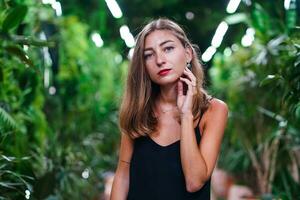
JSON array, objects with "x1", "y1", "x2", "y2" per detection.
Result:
[
  {"x1": 211, "y1": 1, "x2": 300, "y2": 198},
  {"x1": 0, "y1": 1, "x2": 126, "y2": 199}
]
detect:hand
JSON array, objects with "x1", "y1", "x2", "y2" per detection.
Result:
[{"x1": 177, "y1": 67, "x2": 197, "y2": 116}]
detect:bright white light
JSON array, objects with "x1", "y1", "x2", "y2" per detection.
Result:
[
  {"x1": 42, "y1": 0, "x2": 56, "y2": 4},
  {"x1": 119, "y1": 25, "x2": 129, "y2": 39},
  {"x1": 241, "y1": 35, "x2": 253, "y2": 47},
  {"x1": 211, "y1": 21, "x2": 228, "y2": 48},
  {"x1": 91, "y1": 32, "x2": 104, "y2": 47},
  {"x1": 42, "y1": 0, "x2": 62, "y2": 16},
  {"x1": 284, "y1": 0, "x2": 291, "y2": 9},
  {"x1": 246, "y1": 28, "x2": 255, "y2": 35},
  {"x1": 224, "y1": 47, "x2": 232, "y2": 57},
  {"x1": 44, "y1": 68, "x2": 50, "y2": 88},
  {"x1": 114, "y1": 54, "x2": 123, "y2": 64},
  {"x1": 105, "y1": 0, "x2": 123, "y2": 18},
  {"x1": 23, "y1": 45, "x2": 29, "y2": 51},
  {"x1": 185, "y1": 12, "x2": 194, "y2": 20},
  {"x1": 40, "y1": 31, "x2": 53, "y2": 88},
  {"x1": 120, "y1": 25, "x2": 135, "y2": 48},
  {"x1": 49, "y1": 86, "x2": 56, "y2": 95},
  {"x1": 202, "y1": 46, "x2": 217, "y2": 62},
  {"x1": 42, "y1": 47, "x2": 52, "y2": 66},
  {"x1": 241, "y1": 28, "x2": 255, "y2": 47},
  {"x1": 231, "y1": 44, "x2": 239, "y2": 51},
  {"x1": 39, "y1": 31, "x2": 47, "y2": 40},
  {"x1": 82, "y1": 169, "x2": 89, "y2": 179},
  {"x1": 244, "y1": 0, "x2": 251, "y2": 6},
  {"x1": 25, "y1": 190, "x2": 30, "y2": 199},
  {"x1": 128, "y1": 48, "x2": 134, "y2": 59},
  {"x1": 226, "y1": 0, "x2": 241, "y2": 14},
  {"x1": 279, "y1": 120, "x2": 287, "y2": 127},
  {"x1": 52, "y1": 1, "x2": 62, "y2": 16}
]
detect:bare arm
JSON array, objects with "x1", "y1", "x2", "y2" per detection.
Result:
[
  {"x1": 180, "y1": 98, "x2": 228, "y2": 192},
  {"x1": 110, "y1": 133, "x2": 134, "y2": 200}
]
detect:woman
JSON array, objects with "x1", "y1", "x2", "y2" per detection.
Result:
[{"x1": 110, "y1": 18, "x2": 228, "y2": 200}]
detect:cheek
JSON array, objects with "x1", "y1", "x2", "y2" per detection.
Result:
[
  {"x1": 173, "y1": 57, "x2": 186, "y2": 74},
  {"x1": 145, "y1": 65, "x2": 157, "y2": 80},
  {"x1": 171, "y1": 50, "x2": 187, "y2": 68},
  {"x1": 172, "y1": 68, "x2": 184, "y2": 79}
]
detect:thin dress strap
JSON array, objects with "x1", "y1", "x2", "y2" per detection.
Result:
[
  {"x1": 196, "y1": 112, "x2": 203, "y2": 127},
  {"x1": 196, "y1": 96, "x2": 214, "y2": 127}
]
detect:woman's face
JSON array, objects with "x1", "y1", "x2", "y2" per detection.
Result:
[{"x1": 143, "y1": 30, "x2": 192, "y2": 86}]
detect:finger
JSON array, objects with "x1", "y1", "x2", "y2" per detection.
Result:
[
  {"x1": 185, "y1": 67, "x2": 193, "y2": 73},
  {"x1": 180, "y1": 77, "x2": 192, "y2": 84},
  {"x1": 182, "y1": 70, "x2": 196, "y2": 85},
  {"x1": 183, "y1": 68, "x2": 196, "y2": 80},
  {"x1": 180, "y1": 77, "x2": 198, "y2": 94},
  {"x1": 179, "y1": 77, "x2": 194, "y2": 94}
]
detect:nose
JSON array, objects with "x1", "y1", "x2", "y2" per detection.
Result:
[{"x1": 155, "y1": 51, "x2": 166, "y2": 67}]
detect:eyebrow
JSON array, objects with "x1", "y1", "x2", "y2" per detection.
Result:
[{"x1": 144, "y1": 40, "x2": 175, "y2": 52}]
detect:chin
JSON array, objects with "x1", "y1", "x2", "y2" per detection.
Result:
[{"x1": 154, "y1": 76, "x2": 179, "y2": 86}]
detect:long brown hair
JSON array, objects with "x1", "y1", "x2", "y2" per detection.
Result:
[{"x1": 119, "y1": 18, "x2": 211, "y2": 138}]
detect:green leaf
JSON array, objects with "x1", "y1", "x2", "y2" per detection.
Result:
[
  {"x1": 4, "y1": 45, "x2": 33, "y2": 67},
  {"x1": 286, "y1": 0, "x2": 297, "y2": 31},
  {"x1": 11, "y1": 35, "x2": 55, "y2": 47},
  {"x1": 2, "y1": 5, "x2": 28, "y2": 31},
  {"x1": 267, "y1": 35, "x2": 287, "y2": 56},
  {"x1": 0, "y1": 164, "x2": 8, "y2": 170},
  {"x1": 251, "y1": 3, "x2": 270, "y2": 37},
  {"x1": 0, "y1": 65, "x2": 3, "y2": 82},
  {"x1": 295, "y1": 104, "x2": 300, "y2": 119},
  {"x1": 0, "y1": 8, "x2": 9, "y2": 27},
  {"x1": 295, "y1": 54, "x2": 300, "y2": 67},
  {"x1": 0, "y1": 107, "x2": 17, "y2": 129},
  {"x1": 1, "y1": 155, "x2": 16, "y2": 162},
  {"x1": 294, "y1": 44, "x2": 300, "y2": 50},
  {"x1": 0, "y1": 182, "x2": 18, "y2": 189},
  {"x1": 259, "y1": 74, "x2": 284, "y2": 87}
]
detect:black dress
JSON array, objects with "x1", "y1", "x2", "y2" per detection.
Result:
[{"x1": 127, "y1": 117, "x2": 211, "y2": 200}]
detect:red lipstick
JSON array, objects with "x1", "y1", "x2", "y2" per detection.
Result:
[{"x1": 158, "y1": 69, "x2": 171, "y2": 76}]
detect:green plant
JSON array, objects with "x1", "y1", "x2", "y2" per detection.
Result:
[
  {"x1": 211, "y1": 0, "x2": 300, "y2": 198},
  {"x1": 1, "y1": 1, "x2": 127, "y2": 199}
]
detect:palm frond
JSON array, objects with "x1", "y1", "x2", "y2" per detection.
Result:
[{"x1": 0, "y1": 107, "x2": 17, "y2": 129}]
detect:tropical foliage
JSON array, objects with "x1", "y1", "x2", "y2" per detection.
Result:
[
  {"x1": 1, "y1": 0, "x2": 126, "y2": 199},
  {"x1": 212, "y1": 1, "x2": 300, "y2": 198},
  {"x1": 0, "y1": 0, "x2": 299, "y2": 199}
]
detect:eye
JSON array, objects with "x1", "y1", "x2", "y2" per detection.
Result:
[
  {"x1": 144, "y1": 53, "x2": 153, "y2": 60},
  {"x1": 164, "y1": 46, "x2": 174, "y2": 52}
]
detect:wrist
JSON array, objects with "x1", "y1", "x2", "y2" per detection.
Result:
[{"x1": 180, "y1": 111, "x2": 193, "y2": 119}]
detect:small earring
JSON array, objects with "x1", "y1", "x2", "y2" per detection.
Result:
[{"x1": 186, "y1": 62, "x2": 192, "y2": 70}]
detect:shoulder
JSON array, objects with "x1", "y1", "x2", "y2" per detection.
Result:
[
  {"x1": 201, "y1": 98, "x2": 228, "y2": 126},
  {"x1": 208, "y1": 98, "x2": 228, "y2": 114},
  {"x1": 199, "y1": 98, "x2": 229, "y2": 135}
]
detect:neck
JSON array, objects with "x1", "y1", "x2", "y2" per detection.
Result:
[{"x1": 158, "y1": 83, "x2": 177, "y2": 105}]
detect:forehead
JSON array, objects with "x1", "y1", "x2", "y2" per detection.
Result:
[{"x1": 144, "y1": 30, "x2": 180, "y2": 48}]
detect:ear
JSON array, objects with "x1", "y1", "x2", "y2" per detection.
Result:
[{"x1": 185, "y1": 45, "x2": 193, "y2": 63}]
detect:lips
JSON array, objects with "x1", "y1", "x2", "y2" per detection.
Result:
[{"x1": 158, "y1": 69, "x2": 171, "y2": 76}]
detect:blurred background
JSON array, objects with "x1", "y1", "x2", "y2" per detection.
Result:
[{"x1": 0, "y1": 0, "x2": 299, "y2": 199}]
